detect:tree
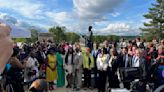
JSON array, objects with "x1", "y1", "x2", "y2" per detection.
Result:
[
  {"x1": 106, "y1": 35, "x2": 119, "y2": 42},
  {"x1": 65, "y1": 32, "x2": 80, "y2": 43},
  {"x1": 26, "y1": 29, "x2": 38, "y2": 42},
  {"x1": 93, "y1": 35, "x2": 120, "y2": 43},
  {"x1": 14, "y1": 38, "x2": 26, "y2": 42},
  {"x1": 49, "y1": 26, "x2": 66, "y2": 43},
  {"x1": 141, "y1": 0, "x2": 164, "y2": 40}
]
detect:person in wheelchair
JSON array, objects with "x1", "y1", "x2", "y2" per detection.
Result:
[
  {"x1": 131, "y1": 49, "x2": 148, "y2": 91},
  {"x1": 120, "y1": 49, "x2": 148, "y2": 91},
  {"x1": 118, "y1": 47, "x2": 133, "y2": 90}
]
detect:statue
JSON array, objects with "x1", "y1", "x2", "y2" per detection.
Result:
[{"x1": 87, "y1": 26, "x2": 93, "y2": 51}]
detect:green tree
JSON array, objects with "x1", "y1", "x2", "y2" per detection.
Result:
[
  {"x1": 141, "y1": 0, "x2": 164, "y2": 40},
  {"x1": 14, "y1": 38, "x2": 26, "y2": 42},
  {"x1": 107, "y1": 35, "x2": 120, "y2": 42},
  {"x1": 93, "y1": 35, "x2": 120, "y2": 43},
  {"x1": 49, "y1": 26, "x2": 66, "y2": 43},
  {"x1": 65, "y1": 32, "x2": 80, "y2": 43},
  {"x1": 26, "y1": 29, "x2": 38, "y2": 42}
]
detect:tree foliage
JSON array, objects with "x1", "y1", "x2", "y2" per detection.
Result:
[
  {"x1": 14, "y1": 38, "x2": 26, "y2": 42},
  {"x1": 65, "y1": 32, "x2": 80, "y2": 43},
  {"x1": 141, "y1": 0, "x2": 164, "y2": 40},
  {"x1": 49, "y1": 26, "x2": 66, "y2": 43},
  {"x1": 49, "y1": 26, "x2": 80, "y2": 43},
  {"x1": 26, "y1": 29, "x2": 38, "y2": 42},
  {"x1": 93, "y1": 35, "x2": 120, "y2": 43}
]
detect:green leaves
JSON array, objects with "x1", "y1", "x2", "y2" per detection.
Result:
[
  {"x1": 141, "y1": 0, "x2": 164, "y2": 40},
  {"x1": 49, "y1": 26, "x2": 66, "y2": 43},
  {"x1": 49, "y1": 26, "x2": 80, "y2": 43}
]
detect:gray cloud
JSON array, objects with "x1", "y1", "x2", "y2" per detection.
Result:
[
  {"x1": 73, "y1": 0, "x2": 125, "y2": 19},
  {"x1": 71, "y1": 0, "x2": 126, "y2": 34}
]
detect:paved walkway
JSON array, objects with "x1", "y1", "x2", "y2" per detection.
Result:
[
  {"x1": 51, "y1": 87, "x2": 129, "y2": 92},
  {"x1": 51, "y1": 87, "x2": 97, "y2": 92}
]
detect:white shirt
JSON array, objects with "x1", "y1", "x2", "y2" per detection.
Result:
[
  {"x1": 108, "y1": 56, "x2": 113, "y2": 67},
  {"x1": 137, "y1": 42, "x2": 141, "y2": 47},
  {"x1": 132, "y1": 56, "x2": 140, "y2": 67},
  {"x1": 41, "y1": 52, "x2": 46, "y2": 59},
  {"x1": 24, "y1": 57, "x2": 39, "y2": 82},
  {"x1": 64, "y1": 55, "x2": 73, "y2": 74},
  {"x1": 97, "y1": 54, "x2": 108, "y2": 71},
  {"x1": 92, "y1": 49, "x2": 98, "y2": 57},
  {"x1": 27, "y1": 57, "x2": 39, "y2": 70},
  {"x1": 67, "y1": 55, "x2": 73, "y2": 65}
]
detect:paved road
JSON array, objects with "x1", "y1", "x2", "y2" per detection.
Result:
[
  {"x1": 51, "y1": 87, "x2": 98, "y2": 92},
  {"x1": 51, "y1": 87, "x2": 129, "y2": 92}
]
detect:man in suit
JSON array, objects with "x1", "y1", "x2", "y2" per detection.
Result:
[
  {"x1": 132, "y1": 49, "x2": 148, "y2": 92},
  {"x1": 73, "y1": 44, "x2": 83, "y2": 91},
  {"x1": 119, "y1": 47, "x2": 132, "y2": 68},
  {"x1": 91, "y1": 43, "x2": 101, "y2": 88},
  {"x1": 103, "y1": 40, "x2": 110, "y2": 54},
  {"x1": 118, "y1": 47, "x2": 132, "y2": 89}
]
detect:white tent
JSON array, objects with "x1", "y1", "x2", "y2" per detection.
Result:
[{"x1": 0, "y1": 19, "x2": 31, "y2": 38}]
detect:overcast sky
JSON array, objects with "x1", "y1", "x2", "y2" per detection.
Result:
[{"x1": 0, "y1": 0, "x2": 154, "y2": 36}]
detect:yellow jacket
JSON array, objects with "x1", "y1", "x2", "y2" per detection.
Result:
[{"x1": 82, "y1": 53, "x2": 94, "y2": 70}]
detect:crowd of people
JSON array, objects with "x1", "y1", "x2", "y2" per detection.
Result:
[{"x1": 0, "y1": 37, "x2": 164, "y2": 92}]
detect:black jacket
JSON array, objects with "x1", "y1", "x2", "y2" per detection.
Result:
[
  {"x1": 118, "y1": 53, "x2": 132, "y2": 68},
  {"x1": 138, "y1": 57, "x2": 148, "y2": 80}
]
